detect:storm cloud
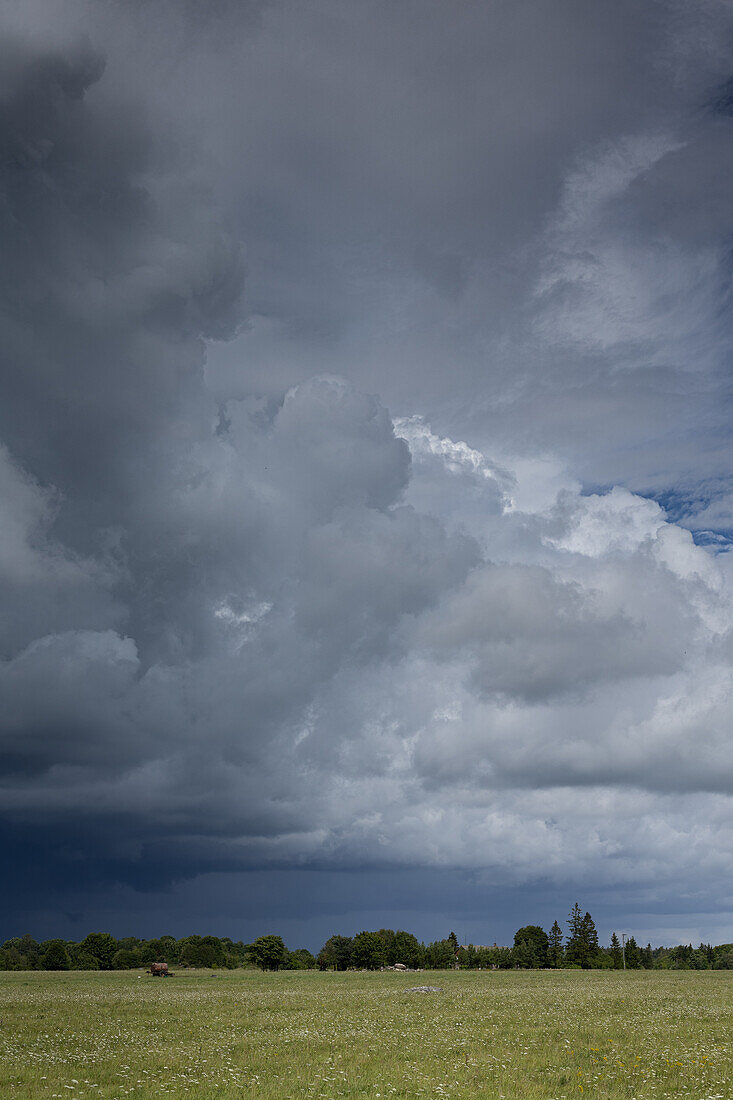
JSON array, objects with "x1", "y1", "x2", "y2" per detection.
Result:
[{"x1": 1, "y1": 0, "x2": 733, "y2": 948}]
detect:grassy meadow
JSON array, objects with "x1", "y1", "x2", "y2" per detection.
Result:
[{"x1": 0, "y1": 968, "x2": 730, "y2": 1099}]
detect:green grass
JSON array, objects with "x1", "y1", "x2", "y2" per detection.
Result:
[{"x1": 0, "y1": 968, "x2": 731, "y2": 1098}]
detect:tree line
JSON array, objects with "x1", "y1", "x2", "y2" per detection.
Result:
[
  {"x1": 315, "y1": 908, "x2": 733, "y2": 972},
  {"x1": 0, "y1": 932, "x2": 314, "y2": 972},
  {"x1": 3, "y1": 904, "x2": 732, "y2": 972}
]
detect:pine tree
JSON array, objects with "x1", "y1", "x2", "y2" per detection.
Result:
[{"x1": 548, "y1": 921, "x2": 564, "y2": 968}]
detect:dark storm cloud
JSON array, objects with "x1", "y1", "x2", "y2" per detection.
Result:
[
  {"x1": 0, "y1": 32, "x2": 244, "y2": 540},
  {"x1": 1, "y1": 1, "x2": 733, "y2": 945}
]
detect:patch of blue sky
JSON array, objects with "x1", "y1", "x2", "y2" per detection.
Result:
[
  {"x1": 580, "y1": 483, "x2": 733, "y2": 551},
  {"x1": 691, "y1": 530, "x2": 733, "y2": 551},
  {"x1": 644, "y1": 487, "x2": 733, "y2": 551},
  {"x1": 648, "y1": 487, "x2": 712, "y2": 524}
]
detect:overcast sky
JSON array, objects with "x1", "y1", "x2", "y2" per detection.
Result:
[{"x1": 1, "y1": 0, "x2": 733, "y2": 951}]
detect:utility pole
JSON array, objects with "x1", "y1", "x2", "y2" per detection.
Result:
[{"x1": 621, "y1": 933, "x2": 626, "y2": 971}]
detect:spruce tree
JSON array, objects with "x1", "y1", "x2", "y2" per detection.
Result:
[
  {"x1": 625, "y1": 936, "x2": 640, "y2": 969},
  {"x1": 610, "y1": 932, "x2": 622, "y2": 969},
  {"x1": 565, "y1": 905, "x2": 599, "y2": 967},
  {"x1": 448, "y1": 931, "x2": 459, "y2": 968},
  {"x1": 565, "y1": 903, "x2": 584, "y2": 965},
  {"x1": 581, "y1": 912, "x2": 599, "y2": 964},
  {"x1": 548, "y1": 921, "x2": 564, "y2": 968},
  {"x1": 512, "y1": 938, "x2": 534, "y2": 969}
]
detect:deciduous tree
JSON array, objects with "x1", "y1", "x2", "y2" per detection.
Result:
[
  {"x1": 317, "y1": 935, "x2": 353, "y2": 971},
  {"x1": 249, "y1": 935, "x2": 287, "y2": 971},
  {"x1": 81, "y1": 933, "x2": 117, "y2": 970},
  {"x1": 392, "y1": 930, "x2": 423, "y2": 969},
  {"x1": 513, "y1": 925, "x2": 548, "y2": 968},
  {"x1": 351, "y1": 931, "x2": 385, "y2": 970},
  {"x1": 285, "y1": 948, "x2": 316, "y2": 970},
  {"x1": 41, "y1": 940, "x2": 70, "y2": 970}
]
